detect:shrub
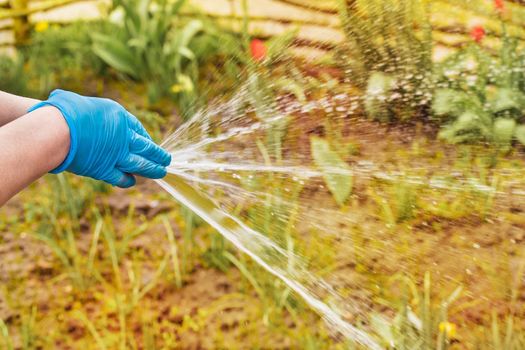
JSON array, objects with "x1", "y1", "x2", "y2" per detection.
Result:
[
  {"x1": 432, "y1": 22, "x2": 525, "y2": 149},
  {"x1": 91, "y1": 0, "x2": 220, "y2": 110},
  {"x1": 0, "y1": 54, "x2": 27, "y2": 95},
  {"x1": 338, "y1": 0, "x2": 434, "y2": 122},
  {"x1": 23, "y1": 21, "x2": 104, "y2": 97}
]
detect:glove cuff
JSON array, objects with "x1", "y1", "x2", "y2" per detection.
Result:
[{"x1": 28, "y1": 100, "x2": 78, "y2": 174}]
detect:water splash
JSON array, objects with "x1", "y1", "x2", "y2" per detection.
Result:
[
  {"x1": 156, "y1": 176, "x2": 383, "y2": 349},
  {"x1": 156, "y1": 71, "x2": 525, "y2": 347},
  {"x1": 154, "y1": 0, "x2": 525, "y2": 343}
]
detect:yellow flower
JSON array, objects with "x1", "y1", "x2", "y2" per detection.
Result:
[
  {"x1": 170, "y1": 75, "x2": 194, "y2": 94},
  {"x1": 35, "y1": 21, "x2": 50, "y2": 33},
  {"x1": 439, "y1": 321, "x2": 457, "y2": 339},
  {"x1": 170, "y1": 84, "x2": 183, "y2": 94}
]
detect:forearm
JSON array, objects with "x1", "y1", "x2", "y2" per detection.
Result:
[
  {"x1": 0, "y1": 91, "x2": 40, "y2": 126},
  {"x1": 0, "y1": 107, "x2": 70, "y2": 206}
]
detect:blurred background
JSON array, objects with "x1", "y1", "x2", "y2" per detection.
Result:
[{"x1": 1, "y1": 0, "x2": 525, "y2": 349}]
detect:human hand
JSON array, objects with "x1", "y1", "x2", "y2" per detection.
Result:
[{"x1": 28, "y1": 89, "x2": 171, "y2": 188}]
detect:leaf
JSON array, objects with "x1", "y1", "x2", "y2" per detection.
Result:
[
  {"x1": 137, "y1": 0, "x2": 150, "y2": 22},
  {"x1": 128, "y1": 36, "x2": 148, "y2": 50},
  {"x1": 438, "y1": 111, "x2": 487, "y2": 144},
  {"x1": 311, "y1": 137, "x2": 353, "y2": 206},
  {"x1": 108, "y1": 7, "x2": 125, "y2": 25},
  {"x1": 370, "y1": 314, "x2": 395, "y2": 345},
  {"x1": 170, "y1": 0, "x2": 186, "y2": 17},
  {"x1": 493, "y1": 118, "x2": 516, "y2": 148},
  {"x1": 491, "y1": 88, "x2": 524, "y2": 114},
  {"x1": 454, "y1": 112, "x2": 479, "y2": 130},
  {"x1": 266, "y1": 28, "x2": 299, "y2": 62},
  {"x1": 444, "y1": 285, "x2": 463, "y2": 307},
  {"x1": 274, "y1": 77, "x2": 306, "y2": 102},
  {"x1": 169, "y1": 20, "x2": 203, "y2": 70},
  {"x1": 92, "y1": 33, "x2": 139, "y2": 78},
  {"x1": 432, "y1": 89, "x2": 461, "y2": 116},
  {"x1": 407, "y1": 310, "x2": 422, "y2": 331},
  {"x1": 179, "y1": 47, "x2": 195, "y2": 60},
  {"x1": 364, "y1": 72, "x2": 395, "y2": 122},
  {"x1": 177, "y1": 20, "x2": 203, "y2": 54},
  {"x1": 515, "y1": 125, "x2": 525, "y2": 146}
]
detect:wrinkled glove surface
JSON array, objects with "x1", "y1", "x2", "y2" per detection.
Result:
[{"x1": 29, "y1": 89, "x2": 171, "y2": 188}]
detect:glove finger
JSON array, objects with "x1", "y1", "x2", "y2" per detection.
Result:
[
  {"x1": 130, "y1": 133, "x2": 172, "y2": 167},
  {"x1": 127, "y1": 112, "x2": 153, "y2": 140},
  {"x1": 49, "y1": 89, "x2": 67, "y2": 97},
  {"x1": 105, "y1": 169, "x2": 137, "y2": 188},
  {"x1": 117, "y1": 154, "x2": 168, "y2": 179}
]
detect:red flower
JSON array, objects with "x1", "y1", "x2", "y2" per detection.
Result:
[
  {"x1": 250, "y1": 39, "x2": 267, "y2": 62},
  {"x1": 470, "y1": 25, "x2": 485, "y2": 43},
  {"x1": 494, "y1": 0, "x2": 505, "y2": 13}
]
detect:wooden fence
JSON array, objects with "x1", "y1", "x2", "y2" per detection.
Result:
[
  {"x1": 193, "y1": 0, "x2": 525, "y2": 59},
  {"x1": 0, "y1": 0, "x2": 524, "y2": 56},
  {"x1": 0, "y1": 0, "x2": 101, "y2": 47}
]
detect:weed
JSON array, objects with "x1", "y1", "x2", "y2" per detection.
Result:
[
  {"x1": 29, "y1": 175, "x2": 95, "y2": 290},
  {"x1": 181, "y1": 207, "x2": 196, "y2": 275},
  {"x1": 20, "y1": 306, "x2": 38, "y2": 350},
  {"x1": 371, "y1": 273, "x2": 462, "y2": 349},
  {"x1": 72, "y1": 310, "x2": 108, "y2": 350},
  {"x1": 163, "y1": 216, "x2": 183, "y2": 288},
  {"x1": 369, "y1": 177, "x2": 419, "y2": 226},
  {"x1": 311, "y1": 137, "x2": 353, "y2": 207},
  {"x1": 203, "y1": 232, "x2": 231, "y2": 272},
  {"x1": 0, "y1": 318, "x2": 14, "y2": 350}
]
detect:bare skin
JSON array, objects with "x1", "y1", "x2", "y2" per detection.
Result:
[
  {"x1": 0, "y1": 93, "x2": 70, "y2": 206},
  {"x1": 0, "y1": 91, "x2": 40, "y2": 126}
]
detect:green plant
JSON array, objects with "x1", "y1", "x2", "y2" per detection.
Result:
[
  {"x1": 0, "y1": 318, "x2": 14, "y2": 350},
  {"x1": 23, "y1": 21, "x2": 104, "y2": 96},
  {"x1": 433, "y1": 15, "x2": 525, "y2": 149},
  {"x1": 30, "y1": 174, "x2": 95, "y2": 289},
  {"x1": 163, "y1": 216, "x2": 183, "y2": 288},
  {"x1": 213, "y1": 0, "x2": 300, "y2": 163},
  {"x1": 371, "y1": 273, "x2": 462, "y2": 350},
  {"x1": 369, "y1": 176, "x2": 419, "y2": 226},
  {"x1": 203, "y1": 232, "x2": 231, "y2": 272},
  {"x1": 338, "y1": 0, "x2": 433, "y2": 121},
  {"x1": 20, "y1": 306, "x2": 38, "y2": 350},
  {"x1": 490, "y1": 312, "x2": 525, "y2": 350},
  {"x1": 180, "y1": 206, "x2": 196, "y2": 275},
  {"x1": 217, "y1": 0, "x2": 297, "y2": 80},
  {"x1": 0, "y1": 307, "x2": 41, "y2": 350},
  {"x1": 488, "y1": 255, "x2": 525, "y2": 349},
  {"x1": 72, "y1": 310, "x2": 108, "y2": 350},
  {"x1": 0, "y1": 54, "x2": 28, "y2": 95},
  {"x1": 92, "y1": 0, "x2": 219, "y2": 110},
  {"x1": 311, "y1": 137, "x2": 353, "y2": 206}
]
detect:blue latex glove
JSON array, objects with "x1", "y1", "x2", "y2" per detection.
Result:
[{"x1": 28, "y1": 89, "x2": 171, "y2": 188}]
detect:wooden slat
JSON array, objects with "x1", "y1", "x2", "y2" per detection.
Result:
[
  {"x1": 181, "y1": 11, "x2": 339, "y2": 29},
  {"x1": 30, "y1": 0, "x2": 102, "y2": 22},
  {"x1": 190, "y1": 0, "x2": 525, "y2": 56},
  {"x1": 0, "y1": 0, "x2": 523, "y2": 54},
  {"x1": 272, "y1": 0, "x2": 338, "y2": 14},
  {"x1": 0, "y1": 0, "x2": 84, "y2": 20}
]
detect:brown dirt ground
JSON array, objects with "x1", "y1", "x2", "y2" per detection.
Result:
[{"x1": 2, "y1": 66, "x2": 525, "y2": 348}]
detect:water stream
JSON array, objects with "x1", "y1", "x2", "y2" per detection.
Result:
[
  {"x1": 154, "y1": 1, "x2": 525, "y2": 347},
  {"x1": 155, "y1": 74, "x2": 525, "y2": 348}
]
